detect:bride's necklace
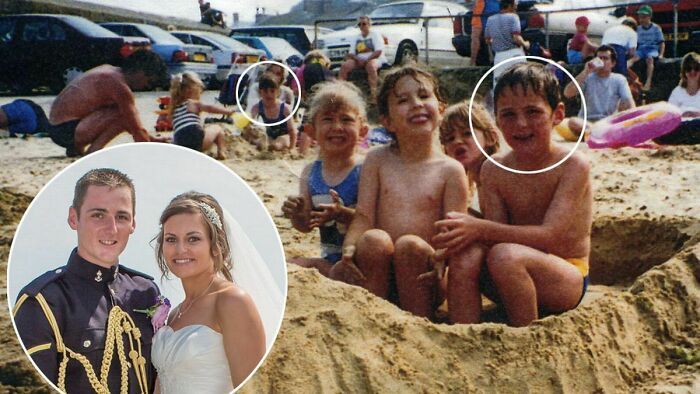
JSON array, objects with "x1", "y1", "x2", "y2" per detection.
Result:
[{"x1": 176, "y1": 277, "x2": 215, "y2": 320}]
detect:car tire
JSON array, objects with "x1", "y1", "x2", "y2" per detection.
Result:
[
  {"x1": 395, "y1": 41, "x2": 418, "y2": 65},
  {"x1": 49, "y1": 66, "x2": 84, "y2": 93}
]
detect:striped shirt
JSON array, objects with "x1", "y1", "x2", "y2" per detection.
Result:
[{"x1": 172, "y1": 100, "x2": 201, "y2": 132}]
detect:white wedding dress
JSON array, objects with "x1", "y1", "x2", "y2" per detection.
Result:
[{"x1": 152, "y1": 325, "x2": 234, "y2": 394}]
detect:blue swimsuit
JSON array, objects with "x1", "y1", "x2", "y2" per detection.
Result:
[{"x1": 308, "y1": 160, "x2": 362, "y2": 263}]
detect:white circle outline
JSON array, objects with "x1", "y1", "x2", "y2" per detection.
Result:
[
  {"x1": 235, "y1": 60, "x2": 302, "y2": 127},
  {"x1": 469, "y1": 55, "x2": 587, "y2": 175},
  {"x1": 5, "y1": 143, "x2": 289, "y2": 394}
]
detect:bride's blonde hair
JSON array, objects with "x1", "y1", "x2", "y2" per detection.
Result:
[{"x1": 154, "y1": 191, "x2": 233, "y2": 281}]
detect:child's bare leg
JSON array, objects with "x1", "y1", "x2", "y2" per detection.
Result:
[
  {"x1": 644, "y1": 57, "x2": 654, "y2": 90},
  {"x1": 487, "y1": 243, "x2": 584, "y2": 327},
  {"x1": 393, "y1": 234, "x2": 436, "y2": 319},
  {"x1": 448, "y1": 243, "x2": 487, "y2": 324},
  {"x1": 354, "y1": 229, "x2": 394, "y2": 299},
  {"x1": 203, "y1": 125, "x2": 227, "y2": 159},
  {"x1": 289, "y1": 256, "x2": 334, "y2": 277}
]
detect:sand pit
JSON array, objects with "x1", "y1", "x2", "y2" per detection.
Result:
[{"x1": 0, "y1": 130, "x2": 698, "y2": 393}]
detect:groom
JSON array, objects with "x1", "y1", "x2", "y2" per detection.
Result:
[{"x1": 13, "y1": 168, "x2": 159, "y2": 393}]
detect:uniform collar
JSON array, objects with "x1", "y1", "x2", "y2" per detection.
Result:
[{"x1": 66, "y1": 248, "x2": 119, "y2": 284}]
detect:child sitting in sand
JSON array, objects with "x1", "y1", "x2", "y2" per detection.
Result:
[
  {"x1": 437, "y1": 100, "x2": 501, "y2": 324},
  {"x1": 433, "y1": 62, "x2": 593, "y2": 327},
  {"x1": 282, "y1": 80, "x2": 368, "y2": 278},
  {"x1": 338, "y1": 65, "x2": 469, "y2": 320},
  {"x1": 440, "y1": 100, "x2": 500, "y2": 214},
  {"x1": 170, "y1": 72, "x2": 233, "y2": 159},
  {"x1": 250, "y1": 74, "x2": 298, "y2": 151}
]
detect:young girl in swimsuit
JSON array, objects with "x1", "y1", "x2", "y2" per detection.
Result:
[
  {"x1": 250, "y1": 74, "x2": 298, "y2": 151},
  {"x1": 282, "y1": 80, "x2": 368, "y2": 279},
  {"x1": 169, "y1": 72, "x2": 233, "y2": 159}
]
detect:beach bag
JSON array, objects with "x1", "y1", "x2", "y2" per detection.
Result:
[{"x1": 219, "y1": 73, "x2": 250, "y2": 107}]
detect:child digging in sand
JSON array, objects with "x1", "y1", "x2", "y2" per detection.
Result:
[
  {"x1": 282, "y1": 80, "x2": 367, "y2": 279},
  {"x1": 433, "y1": 62, "x2": 593, "y2": 327},
  {"x1": 338, "y1": 65, "x2": 469, "y2": 320},
  {"x1": 170, "y1": 72, "x2": 232, "y2": 159},
  {"x1": 250, "y1": 74, "x2": 298, "y2": 152}
]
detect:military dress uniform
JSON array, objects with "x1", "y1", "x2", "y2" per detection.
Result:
[{"x1": 13, "y1": 248, "x2": 159, "y2": 394}]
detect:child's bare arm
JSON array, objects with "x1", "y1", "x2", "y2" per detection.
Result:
[
  {"x1": 342, "y1": 149, "x2": 382, "y2": 252},
  {"x1": 437, "y1": 155, "x2": 591, "y2": 255},
  {"x1": 442, "y1": 161, "x2": 470, "y2": 215},
  {"x1": 199, "y1": 102, "x2": 235, "y2": 116},
  {"x1": 282, "y1": 164, "x2": 313, "y2": 232},
  {"x1": 285, "y1": 105, "x2": 298, "y2": 149}
]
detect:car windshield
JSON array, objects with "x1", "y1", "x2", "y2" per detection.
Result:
[
  {"x1": 137, "y1": 24, "x2": 183, "y2": 44},
  {"x1": 370, "y1": 3, "x2": 424, "y2": 24},
  {"x1": 259, "y1": 37, "x2": 301, "y2": 58},
  {"x1": 65, "y1": 16, "x2": 119, "y2": 38},
  {"x1": 201, "y1": 33, "x2": 259, "y2": 53}
]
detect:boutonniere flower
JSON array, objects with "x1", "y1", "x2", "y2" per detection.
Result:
[{"x1": 134, "y1": 295, "x2": 171, "y2": 333}]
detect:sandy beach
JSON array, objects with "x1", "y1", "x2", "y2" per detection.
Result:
[{"x1": 0, "y1": 91, "x2": 698, "y2": 393}]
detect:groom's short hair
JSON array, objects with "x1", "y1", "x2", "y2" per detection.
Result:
[{"x1": 73, "y1": 168, "x2": 136, "y2": 216}]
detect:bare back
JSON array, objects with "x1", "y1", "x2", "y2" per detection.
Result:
[
  {"x1": 50, "y1": 65, "x2": 138, "y2": 128},
  {"x1": 481, "y1": 145, "x2": 592, "y2": 259}
]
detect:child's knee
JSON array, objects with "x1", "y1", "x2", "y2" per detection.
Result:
[
  {"x1": 487, "y1": 243, "x2": 525, "y2": 277},
  {"x1": 357, "y1": 229, "x2": 394, "y2": 255}
]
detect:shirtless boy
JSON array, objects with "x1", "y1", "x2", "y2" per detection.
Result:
[
  {"x1": 339, "y1": 65, "x2": 469, "y2": 320},
  {"x1": 48, "y1": 50, "x2": 169, "y2": 157},
  {"x1": 434, "y1": 62, "x2": 592, "y2": 327}
]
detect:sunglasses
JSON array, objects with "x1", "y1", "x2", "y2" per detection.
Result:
[
  {"x1": 686, "y1": 65, "x2": 700, "y2": 72},
  {"x1": 357, "y1": 22, "x2": 368, "y2": 26}
]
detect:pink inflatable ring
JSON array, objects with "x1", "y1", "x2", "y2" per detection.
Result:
[{"x1": 587, "y1": 102, "x2": 682, "y2": 149}]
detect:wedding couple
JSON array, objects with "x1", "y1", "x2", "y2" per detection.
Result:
[{"x1": 13, "y1": 168, "x2": 265, "y2": 393}]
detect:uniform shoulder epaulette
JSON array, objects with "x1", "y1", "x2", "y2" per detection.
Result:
[
  {"x1": 119, "y1": 265, "x2": 155, "y2": 281},
  {"x1": 21, "y1": 267, "x2": 67, "y2": 297}
]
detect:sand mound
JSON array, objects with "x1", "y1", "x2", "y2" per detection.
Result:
[{"x1": 242, "y1": 217, "x2": 700, "y2": 393}]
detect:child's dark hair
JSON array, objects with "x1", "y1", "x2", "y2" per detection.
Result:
[
  {"x1": 493, "y1": 62, "x2": 562, "y2": 113},
  {"x1": 259, "y1": 73, "x2": 280, "y2": 90},
  {"x1": 377, "y1": 64, "x2": 445, "y2": 119}
]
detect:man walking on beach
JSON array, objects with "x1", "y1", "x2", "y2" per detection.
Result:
[
  {"x1": 13, "y1": 168, "x2": 160, "y2": 393},
  {"x1": 48, "y1": 50, "x2": 169, "y2": 157}
]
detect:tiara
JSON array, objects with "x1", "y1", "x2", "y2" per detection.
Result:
[{"x1": 195, "y1": 201, "x2": 223, "y2": 230}]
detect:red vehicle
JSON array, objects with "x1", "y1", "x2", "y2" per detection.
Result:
[{"x1": 627, "y1": 0, "x2": 700, "y2": 58}]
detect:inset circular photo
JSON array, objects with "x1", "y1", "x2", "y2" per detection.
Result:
[{"x1": 7, "y1": 143, "x2": 286, "y2": 394}]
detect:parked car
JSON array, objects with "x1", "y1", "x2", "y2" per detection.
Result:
[
  {"x1": 100, "y1": 22, "x2": 217, "y2": 86},
  {"x1": 230, "y1": 35, "x2": 303, "y2": 62},
  {"x1": 452, "y1": 0, "x2": 621, "y2": 63},
  {"x1": 0, "y1": 14, "x2": 147, "y2": 93},
  {"x1": 626, "y1": 0, "x2": 700, "y2": 58},
  {"x1": 316, "y1": 0, "x2": 468, "y2": 68},
  {"x1": 229, "y1": 25, "x2": 334, "y2": 54},
  {"x1": 171, "y1": 30, "x2": 264, "y2": 83}
]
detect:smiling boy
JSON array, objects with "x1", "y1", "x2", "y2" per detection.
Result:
[{"x1": 434, "y1": 63, "x2": 592, "y2": 327}]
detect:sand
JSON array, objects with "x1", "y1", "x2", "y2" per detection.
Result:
[{"x1": 0, "y1": 104, "x2": 699, "y2": 392}]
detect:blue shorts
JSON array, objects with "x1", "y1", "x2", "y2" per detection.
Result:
[
  {"x1": 567, "y1": 49, "x2": 583, "y2": 64},
  {"x1": 324, "y1": 252, "x2": 342, "y2": 264},
  {"x1": 1, "y1": 99, "x2": 48, "y2": 136},
  {"x1": 636, "y1": 46, "x2": 659, "y2": 60}
]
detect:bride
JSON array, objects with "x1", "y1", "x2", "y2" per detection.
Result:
[{"x1": 151, "y1": 191, "x2": 266, "y2": 393}]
